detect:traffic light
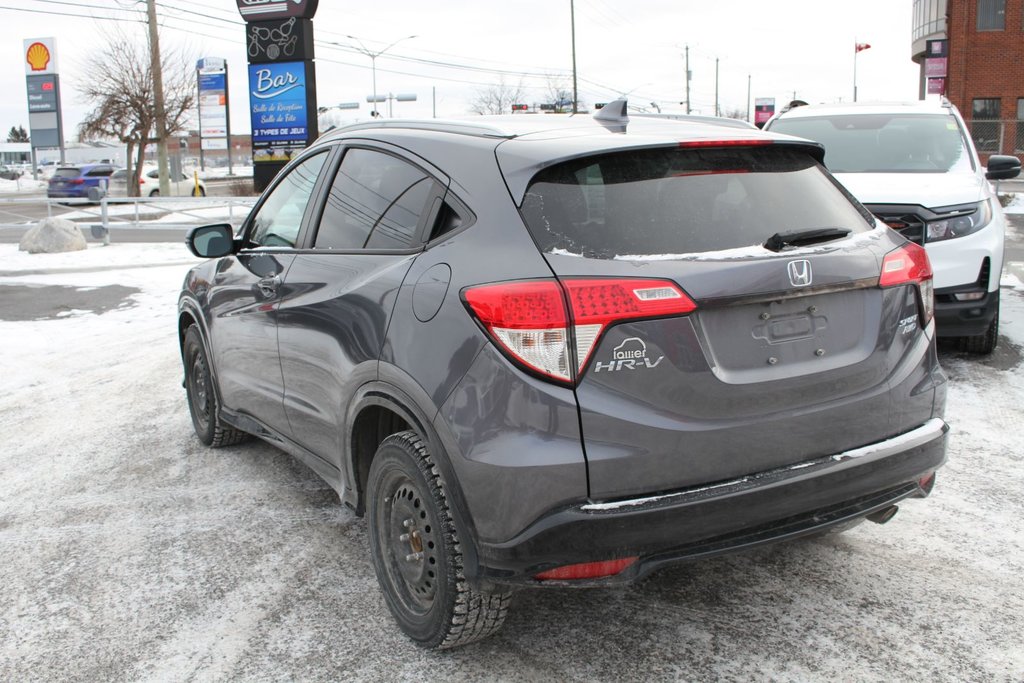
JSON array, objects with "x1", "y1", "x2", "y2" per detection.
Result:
[{"x1": 511, "y1": 103, "x2": 529, "y2": 111}]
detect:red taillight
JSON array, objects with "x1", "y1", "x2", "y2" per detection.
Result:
[
  {"x1": 678, "y1": 139, "x2": 772, "y2": 148},
  {"x1": 464, "y1": 278, "x2": 696, "y2": 384},
  {"x1": 534, "y1": 557, "x2": 638, "y2": 581},
  {"x1": 563, "y1": 279, "x2": 695, "y2": 370},
  {"x1": 69, "y1": 178, "x2": 84, "y2": 185},
  {"x1": 463, "y1": 280, "x2": 572, "y2": 382},
  {"x1": 880, "y1": 243, "x2": 934, "y2": 325},
  {"x1": 139, "y1": 178, "x2": 146, "y2": 185}
]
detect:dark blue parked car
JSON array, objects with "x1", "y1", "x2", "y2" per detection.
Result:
[{"x1": 46, "y1": 163, "x2": 116, "y2": 199}]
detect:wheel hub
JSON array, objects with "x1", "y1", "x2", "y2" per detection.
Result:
[{"x1": 386, "y1": 480, "x2": 438, "y2": 609}]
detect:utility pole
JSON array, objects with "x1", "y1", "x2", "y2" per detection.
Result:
[
  {"x1": 714, "y1": 57, "x2": 720, "y2": 117},
  {"x1": 685, "y1": 45, "x2": 691, "y2": 115},
  {"x1": 146, "y1": 0, "x2": 170, "y2": 196},
  {"x1": 747, "y1": 74, "x2": 751, "y2": 122},
  {"x1": 570, "y1": 0, "x2": 578, "y2": 114}
]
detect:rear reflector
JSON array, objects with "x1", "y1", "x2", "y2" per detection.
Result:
[
  {"x1": 880, "y1": 243, "x2": 934, "y2": 325},
  {"x1": 463, "y1": 278, "x2": 696, "y2": 384},
  {"x1": 534, "y1": 557, "x2": 638, "y2": 581}
]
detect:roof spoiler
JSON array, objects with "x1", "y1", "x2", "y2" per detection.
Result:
[{"x1": 593, "y1": 98, "x2": 628, "y2": 132}]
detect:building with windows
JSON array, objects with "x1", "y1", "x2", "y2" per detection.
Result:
[{"x1": 912, "y1": 0, "x2": 1024, "y2": 159}]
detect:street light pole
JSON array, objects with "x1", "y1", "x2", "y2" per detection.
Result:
[
  {"x1": 570, "y1": 0, "x2": 578, "y2": 114},
  {"x1": 347, "y1": 34, "x2": 417, "y2": 117}
]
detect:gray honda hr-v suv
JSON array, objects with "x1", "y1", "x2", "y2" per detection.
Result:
[{"x1": 178, "y1": 101, "x2": 948, "y2": 648}]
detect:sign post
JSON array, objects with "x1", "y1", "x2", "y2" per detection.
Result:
[
  {"x1": 236, "y1": 0, "x2": 319, "y2": 192},
  {"x1": 925, "y1": 39, "x2": 948, "y2": 96},
  {"x1": 197, "y1": 57, "x2": 232, "y2": 174},
  {"x1": 23, "y1": 37, "x2": 64, "y2": 174}
]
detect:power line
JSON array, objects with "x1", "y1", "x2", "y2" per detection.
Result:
[{"x1": 0, "y1": 3, "x2": 140, "y2": 21}]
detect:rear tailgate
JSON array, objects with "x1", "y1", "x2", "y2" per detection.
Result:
[{"x1": 511, "y1": 143, "x2": 937, "y2": 500}]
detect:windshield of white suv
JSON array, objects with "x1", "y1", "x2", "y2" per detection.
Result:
[{"x1": 769, "y1": 114, "x2": 974, "y2": 174}]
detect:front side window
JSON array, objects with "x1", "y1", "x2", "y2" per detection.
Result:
[
  {"x1": 520, "y1": 147, "x2": 873, "y2": 259},
  {"x1": 977, "y1": 0, "x2": 1005, "y2": 30},
  {"x1": 314, "y1": 148, "x2": 431, "y2": 250},
  {"x1": 769, "y1": 114, "x2": 972, "y2": 173},
  {"x1": 248, "y1": 152, "x2": 328, "y2": 248},
  {"x1": 972, "y1": 99, "x2": 1001, "y2": 152}
]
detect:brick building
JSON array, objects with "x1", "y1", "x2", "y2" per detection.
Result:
[{"x1": 912, "y1": 0, "x2": 1024, "y2": 159}]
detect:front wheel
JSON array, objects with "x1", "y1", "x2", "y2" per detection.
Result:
[
  {"x1": 959, "y1": 292, "x2": 999, "y2": 355},
  {"x1": 367, "y1": 431, "x2": 511, "y2": 648},
  {"x1": 183, "y1": 325, "x2": 249, "y2": 447}
]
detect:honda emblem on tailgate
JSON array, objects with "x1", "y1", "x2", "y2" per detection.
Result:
[{"x1": 787, "y1": 260, "x2": 812, "y2": 287}]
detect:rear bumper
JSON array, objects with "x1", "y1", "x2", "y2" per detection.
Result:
[{"x1": 474, "y1": 418, "x2": 948, "y2": 587}]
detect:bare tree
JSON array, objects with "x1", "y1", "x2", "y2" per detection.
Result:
[
  {"x1": 468, "y1": 77, "x2": 526, "y2": 115},
  {"x1": 721, "y1": 107, "x2": 749, "y2": 121},
  {"x1": 545, "y1": 76, "x2": 573, "y2": 113},
  {"x1": 78, "y1": 30, "x2": 195, "y2": 196}
]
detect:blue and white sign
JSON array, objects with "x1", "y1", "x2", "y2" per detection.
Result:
[{"x1": 249, "y1": 61, "x2": 307, "y2": 142}]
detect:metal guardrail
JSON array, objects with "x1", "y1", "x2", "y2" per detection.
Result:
[{"x1": 0, "y1": 196, "x2": 257, "y2": 242}]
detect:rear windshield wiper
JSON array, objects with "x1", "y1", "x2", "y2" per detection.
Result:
[{"x1": 763, "y1": 227, "x2": 851, "y2": 252}]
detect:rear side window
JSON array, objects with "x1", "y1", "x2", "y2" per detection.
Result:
[
  {"x1": 315, "y1": 148, "x2": 432, "y2": 250},
  {"x1": 521, "y1": 147, "x2": 873, "y2": 259}
]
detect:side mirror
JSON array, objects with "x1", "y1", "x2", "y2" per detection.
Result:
[
  {"x1": 985, "y1": 155, "x2": 1021, "y2": 181},
  {"x1": 186, "y1": 224, "x2": 235, "y2": 258}
]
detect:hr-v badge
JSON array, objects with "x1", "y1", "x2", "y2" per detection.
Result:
[{"x1": 593, "y1": 338, "x2": 664, "y2": 373}]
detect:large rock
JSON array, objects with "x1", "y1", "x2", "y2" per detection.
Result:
[{"x1": 19, "y1": 217, "x2": 87, "y2": 254}]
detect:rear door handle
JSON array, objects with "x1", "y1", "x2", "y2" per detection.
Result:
[{"x1": 257, "y1": 275, "x2": 281, "y2": 298}]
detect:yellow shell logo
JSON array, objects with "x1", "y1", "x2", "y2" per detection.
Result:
[{"x1": 26, "y1": 42, "x2": 51, "y2": 72}]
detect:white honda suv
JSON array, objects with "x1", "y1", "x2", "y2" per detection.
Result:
[{"x1": 766, "y1": 99, "x2": 1020, "y2": 353}]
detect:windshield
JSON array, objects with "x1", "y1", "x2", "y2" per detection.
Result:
[
  {"x1": 769, "y1": 114, "x2": 973, "y2": 174},
  {"x1": 520, "y1": 147, "x2": 874, "y2": 260}
]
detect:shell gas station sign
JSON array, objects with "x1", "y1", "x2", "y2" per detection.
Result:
[
  {"x1": 23, "y1": 37, "x2": 65, "y2": 161},
  {"x1": 24, "y1": 38, "x2": 58, "y2": 76}
]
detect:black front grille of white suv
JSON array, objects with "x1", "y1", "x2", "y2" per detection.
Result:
[{"x1": 869, "y1": 208, "x2": 926, "y2": 245}]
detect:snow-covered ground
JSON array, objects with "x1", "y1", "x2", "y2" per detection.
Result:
[
  {"x1": 0, "y1": 176, "x2": 47, "y2": 194},
  {"x1": 0, "y1": 242, "x2": 1022, "y2": 681}
]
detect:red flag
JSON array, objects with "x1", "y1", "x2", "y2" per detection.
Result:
[{"x1": 856, "y1": 43, "x2": 872, "y2": 53}]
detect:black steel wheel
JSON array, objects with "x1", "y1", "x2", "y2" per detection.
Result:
[
  {"x1": 182, "y1": 324, "x2": 248, "y2": 447},
  {"x1": 367, "y1": 431, "x2": 511, "y2": 648}
]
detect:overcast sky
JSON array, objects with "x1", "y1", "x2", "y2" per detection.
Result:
[{"x1": 3, "y1": 0, "x2": 921, "y2": 141}]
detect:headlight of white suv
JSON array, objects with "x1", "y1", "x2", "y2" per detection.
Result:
[{"x1": 926, "y1": 200, "x2": 993, "y2": 242}]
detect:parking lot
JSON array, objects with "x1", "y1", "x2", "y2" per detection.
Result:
[{"x1": 1, "y1": 229, "x2": 1022, "y2": 681}]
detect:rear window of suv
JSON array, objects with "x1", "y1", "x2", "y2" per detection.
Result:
[
  {"x1": 768, "y1": 114, "x2": 973, "y2": 174},
  {"x1": 520, "y1": 146, "x2": 874, "y2": 259}
]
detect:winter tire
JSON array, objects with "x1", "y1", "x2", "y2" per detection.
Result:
[
  {"x1": 367, "y1": 431, "x2": 511, "y2": 649},
  {"x1": 959, "y1": 292, "x2": 999, "y2": 355},
  {"x1": 183, "y1": 324, "x2": 249, "y2": 447}
]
